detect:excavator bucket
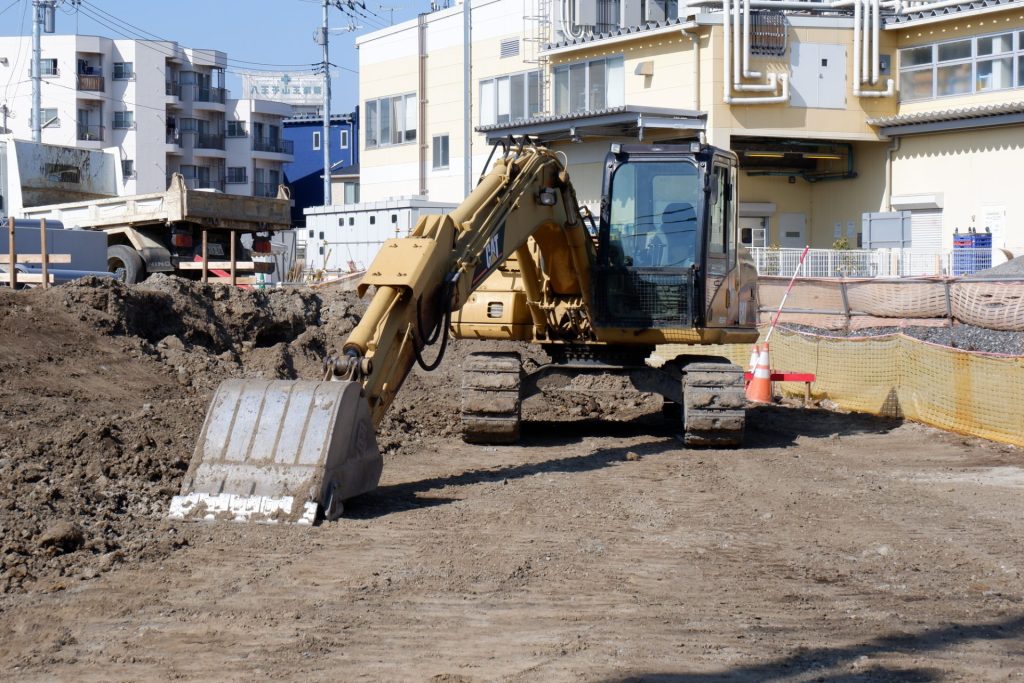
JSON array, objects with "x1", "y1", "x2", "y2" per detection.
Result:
[{"x1": 169, "y1": 379, "x2": 382, "y2": 524}]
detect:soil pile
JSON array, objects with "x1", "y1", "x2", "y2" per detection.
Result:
[
  {"x1": 0, "y1": 275, "x2": 657, "y2": 593},
  {"x1": 0, "y1": 276, "x2": 363, "y2": 593}
]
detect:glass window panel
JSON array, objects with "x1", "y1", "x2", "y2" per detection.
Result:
[
  {"x1": 1019, "y1": 55, "x2": 1024, "y2": 87},
  {"x1": 977, "y1": 57, "x2": 1013, "y2": 91},
  {"x1": 901, "y1": 68, "x2": 934, "y2": 100},
  {"x1": 569, "y1": 62, "x2": 587, "y2": 113},
  {"x1": 365, "y1": 100, "x2": 378, "y2": 148},
  {"x1": 937, "y1": 39, "x2": 971, "y2": 62},
  {"x1": 527, "y1": 71, "x2": 540, "y2": 117},
  {"x1": 391, "y1": 96, "x2": 404, "y2": 144},
  {"x1": 480, "y1": 80, "x2": 496, "y2": 124},
  {"x1": 496, "y1": 76, "x2": 511, "y2": 123},
  {"x1": 606, "y1": 56, "x2": 625, "y2": 108},
  {"x1": 510, "y1": 73, "x2": 525, "y2": 121},
  {"x1": 900, "y1": 45, "x2": 933, "y2": 68},
  {"x1": 937, "y1": 63, "x2": 971, "y2": 95},
  {"x1": 977, "y1": 33, "x2": 1012, "y2": 56},
  {"x1": 553, "y1": 67, "x2": 569, "y2": 114},
  {"x1": 404, "y1": 93, "x2": 417, "y2": 142},
  {"x1": 589, "y1": 59, "x2": 606, "y2": 110},
  {"x1": 379, "y1": 98, "x2": 392, "y2": 146}
]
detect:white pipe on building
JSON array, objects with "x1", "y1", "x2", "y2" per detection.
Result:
[
  {"x1": 722, "y1": 0, "x2": 790, "y2": 104},
  {"x1": 731, "y1": 0, "x2": 776, "y2": 91},
  {"x1": 742, "y1": 0, "x2": 762, "y2": 79},
  {"x1": 682, "y1": 27, "x2": 702, "y2": 110},
  {"x1": 852, "y1": 0, "x2": 895, "y2": 96},
  {"x1": 871, "y1": 0, "x2": 880, "y2": 84}
]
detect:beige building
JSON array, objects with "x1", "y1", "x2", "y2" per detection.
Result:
[{"x1": 357, "y1": 0, "x2": 1024, "y2": 259}]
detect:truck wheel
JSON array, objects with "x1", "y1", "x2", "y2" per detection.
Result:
[{"x1": 107, "y1": 245, "x2": 145, "y2": 284}]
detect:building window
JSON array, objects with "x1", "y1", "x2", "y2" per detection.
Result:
[
  {"x1": 364, "y1": 92, "x2": 417, "y2": 149},
  {"x1": 40, "y1": 108, "x2": 59, "y2": 127},
  {"x1": 113, "y1": 62, "x2": 134, "y2": 80},
  {"x1": 553, "y1": 56, "x2": 625, "y2": 115},
  {"x1": 370, "y1": 215, "x2": 375, "y2": 225},
  {"x1": 226, "y1": 167, "x2": 247, "y2": 184},
  {"x1": 121, "y1": 160, "x2": 135, "y2": 179},
  {"x1": 40, "y1": 58, "x2": 58, "y2": 76},
  {"x1": 340, "y1": 129, "x2": 349, "y2": 149},
  {"x1": 899, "y1": 30, "x2": 1024, "y2": 101},
  {"x1": 312, "y1": 131, "x2": 321, "y2": 150},
  {"x1": 113, "y1": 111, "x2": 135, "y2": 129},
  {"x1": 348, "y1": 216, "x2": 355, "y2": 226},
  {"x1": 226, "y1": 120, "x2": 247, "y2": 137},
  {"x1": 344, "y1": 183, "x2": 360, "y2": 204},
  {"x1": 479, "y1": 70, "x2": 541, "y2": 126},
  {"x1": 432, "y1": 134, "x2": 450, "y2": 169}
]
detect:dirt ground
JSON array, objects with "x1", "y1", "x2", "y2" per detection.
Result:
[{"x1": 1, "y1": 277, "x2": 1023, "y2": 681}]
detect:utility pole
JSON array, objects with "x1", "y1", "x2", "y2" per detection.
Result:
[
  {"x1": 379, "y1": 4, "x2": 400, "y2": 26},
  {"x1": 31, "y1": 0, "x2": 58, "y2": 143},
  {"x1": 320, "y1": 0, "x2": 332, "y2": 206}
]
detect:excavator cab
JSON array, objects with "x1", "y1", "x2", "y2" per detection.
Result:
[{"x1": 594, "y1": 143, "x2": 737, "y2": 330}]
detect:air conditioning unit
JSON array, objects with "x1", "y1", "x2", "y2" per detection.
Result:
[{"x1": 574, "y1": 0, "x2": 597, "y2": 27}]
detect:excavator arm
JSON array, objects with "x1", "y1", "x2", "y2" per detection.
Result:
[
  {"x1": 170, "y1": 143, "x2": 595, "y2": 524},
  {"x1": 337, "y1": 144, "x2": 594, "y2": 426}
]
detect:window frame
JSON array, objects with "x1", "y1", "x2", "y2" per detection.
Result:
[
  {"x1": 363, "y1": 92, "x2": 417, "y2": 149},
  {"x1": 899, "y1": 29, "x2": 1024, "y2": 101},
  {"x1": 340, "y1": 129, "x2": 349, "y2": 149},
  {"x1": 113, "y1": 62, "x2": 134, "y2": 80},
  {"x1": 112, "y1": 110, "x2": 135, "y2": 130},
  {"x1": 552, "y1": 55, "x2": 625, "y2": 115},
  {"x1": 226, "y1": 167, "x2": 248, "y2": 184},
  {"x1": 312, "y1": 130, "x2": 321, "y2": 150},
  {"x1": 478, "y1": 70, "x2": 541, "y2": 126},
  {"x1": 432, "y1": 133, "x2": 450, "y2": 170}
]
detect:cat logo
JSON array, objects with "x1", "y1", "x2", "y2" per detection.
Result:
[{"x1": 483, "y1": 232, "x2": 502, "y2": 270}]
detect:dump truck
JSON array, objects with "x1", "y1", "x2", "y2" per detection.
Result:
[
  {"x1": 20, "y1": 173, "x2": 291, "y2": 284},
  {"x1": 171, "y1": 140, "x2": 759, "y2": 523}
]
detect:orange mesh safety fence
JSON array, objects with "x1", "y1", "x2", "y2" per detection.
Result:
[{"x1": 660, "y1": 328, "x2": 1024, "y2": 447}]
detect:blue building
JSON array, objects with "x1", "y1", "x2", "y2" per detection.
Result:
[{"x1": 282, "y1": 110, "x2": 359, "y2": 227}]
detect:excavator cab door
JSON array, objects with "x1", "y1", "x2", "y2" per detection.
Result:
[{"x1": 593, "y1": 145, "x2": 708, "y2": 330}]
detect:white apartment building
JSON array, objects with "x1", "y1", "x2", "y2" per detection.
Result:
[{"x1": 0, "y1": 34, "x2": 292, "y2": 198}]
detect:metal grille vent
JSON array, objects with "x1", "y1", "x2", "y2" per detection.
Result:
[
  {"x1": 499, "y1": 38, "x2": 520, "y2": 58},
  {"x1": 750, "y1": 11, "x2": 787, "y2": 56},
  {"x1": 593, "y1": 267, "x2": 695, "y2": 329}
]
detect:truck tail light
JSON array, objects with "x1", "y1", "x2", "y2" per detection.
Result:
[
  {"x1": 171, "y1": 232, "x2": 193, "y2": 248},
  {"x1": 251, "y1": 237, "x2": 272, "y2": 254}
]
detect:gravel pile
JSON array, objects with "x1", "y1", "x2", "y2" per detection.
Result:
[{"x1": 782, "y1": 323, "x2": 1024, "y2": 355}]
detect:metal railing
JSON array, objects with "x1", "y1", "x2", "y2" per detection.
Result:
[
  {"x1": 194, "y1": 133, "x2": 226, "y2": 150},
  {"x1": 76, "y1": 123, "x2": 104, "y2": 142},
  {"x1": 166, "y1": 131, "x2": 180, "y2": 145},
  {"x1": 181, "y1": 177, "x2": 225, "y2": 192},
  {"x1": 226, "y1": 171, "x2": 248, "y2": 184},
  {"x1": 253, "y1": 181, "x2": 279, "y2": 198},
  {"x1": 252, "y1": 137, "x2": 294, "y2": 155},
  {"x1": 193, "y1": 86, "x2": 226, "y2": 104},
  {"x1": 749, "y1": 247, "x2": 1010, "y2": 278},
  {"x1": 76, "y1": 74, "x2": 104, "y2": 91}
]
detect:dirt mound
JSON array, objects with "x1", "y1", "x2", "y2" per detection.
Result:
[
  {"x1": 0, "y1": 275, "x2": 659, "y2": 593},
  {"x1": 0, "y1": 277, "x2": 366, "y2": 593}
]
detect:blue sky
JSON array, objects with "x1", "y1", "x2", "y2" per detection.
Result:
[{"x1": 0, "y1": 0, "x2": 431, "y2": 113}]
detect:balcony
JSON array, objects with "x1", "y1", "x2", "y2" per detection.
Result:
[
  {"x1": 253, "y1": 181, "x2": 279, "y2": 198},
  {"x1": 252, "y1": 137, "x2": 294, "y2": 155},
  {"x1": 166, "y1": 131, "x2": 180, "y2": 145},
  {"x1": 181, "y1": 177, "x2": 225, "y2": 192},
  {"x1": 194, "y1": 133, "x2": 225, "y2": 150},
  {"x1": 77, "y1": 123, "x2": 104, "y2": 142},
  {"x1": 193, "y1": 86, "x2": 226, "y2": 104},
  {"x1": 166, "y1": 81, "x2": 178, "y2": 96},
  {"x1": 77, "y1": 73, "x2": 105, "y2": 92}
]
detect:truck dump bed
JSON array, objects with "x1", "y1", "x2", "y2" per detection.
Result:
[{"x1": 21, "y1": 174, "x2": 291, "y2": 232}]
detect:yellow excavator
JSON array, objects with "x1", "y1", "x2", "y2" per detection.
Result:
[{"x1": 169, "y1": 140, "x2": 759, "y2": 524}]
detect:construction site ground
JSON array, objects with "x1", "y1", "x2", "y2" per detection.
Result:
[{"x1": 1, "y1": 277, "x2": 1023, "y2": 681}]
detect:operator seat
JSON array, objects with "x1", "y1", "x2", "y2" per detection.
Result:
[{"x1": 656, "y1": 202, "x2": 697, "y2": 267}]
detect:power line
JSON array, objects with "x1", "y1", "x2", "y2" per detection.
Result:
[
  {"x1": 0, "y1": 0, "x2": 23, "y2": 17},
  {"x1": 2, "y1": 0, "x2": 30, "y2": 105}
]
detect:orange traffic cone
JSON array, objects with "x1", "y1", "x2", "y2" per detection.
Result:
[
  {"x1": 745, "y1": 343, "x2": 773, "y2": 403},
  {"x1": 745, "y1": 344, "x2": 760, "y2": 388}
]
